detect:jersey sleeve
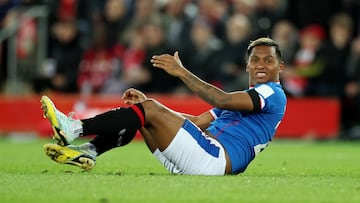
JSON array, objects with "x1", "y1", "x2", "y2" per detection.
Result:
[
  {"x1": 247, "y1": 84, "x2": 276, "y2": 112},
  {"x1": 253, "y1": 83, "x2": 285, "y2": 114},
  {"x1": 254, "y1": 84, "x2": 275, "y2": 99},
  {"x1": 209, "y1": 108, "x2": 223, "y2": 119}
]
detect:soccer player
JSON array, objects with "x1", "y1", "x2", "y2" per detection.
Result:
[{"x1": 42, "y1": 37, "x2": 286, "y2": 175}]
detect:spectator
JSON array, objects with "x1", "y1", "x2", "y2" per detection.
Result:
[
  {"x1": 231, "y1": 0, "x2": 256, "y2": 17},
  {"x1": 137, "y1": 18, "x2": 179, "y2": 93},
  {"x1": 120, "y1": 23, "x2": 150, "y2": 90},
  {"x1": 77, "y1": 21, "x2": 126, "y2": 94},
  {"x1": 251, "y1": 0, "x2": 287, "y2": 37},
  {"x1": 271, "y1": 19, "x2": 298, "y2": 65},
  {"x1": 210, "y1": 13, "x2": 253, "y2": 91},
  {"x1": 281, "y1": 24, "x2": 326, "y2": 97},
  {"x1": 161, "y1": 0, "x2": 193, "y2": 51},
  {"x1": 179, "y1": 17, "x2": 223, "y2": 92},
  {"x1": 196, "y1": 0, "x2": 229, "y2": 40},
  {"x1": 306, "y1": 13, "x2": 353, "y2": 97},
  {"x1": 32, "y1": 19, "x2": 83, "y2": 93},
  {"x1": 342, "y1": 35, "x2": 360, "y2": 137},
  {"x1": 121, "y1": 0, "x2": 162, "y2": 44},
  {"x1": 47, "y1": 0, "x2": 96, "y2": 49},
  {"x1": 101, "y1": 0, "x2": 130, "y2": 48}
]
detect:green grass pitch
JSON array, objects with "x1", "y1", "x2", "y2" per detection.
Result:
[{"x1": 0, "y1": 137, "x2": 359, "y2": 203}]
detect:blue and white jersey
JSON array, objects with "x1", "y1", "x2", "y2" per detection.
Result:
[{"x1": 206, "y1": 82, "x2": 286, "y2": 174}]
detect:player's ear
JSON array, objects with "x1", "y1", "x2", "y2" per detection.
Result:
[{"x1": 278, "y1": 61, "x2": 285, "y2": 73}]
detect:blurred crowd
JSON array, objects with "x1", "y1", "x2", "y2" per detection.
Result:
[{"x1": 1, "y1": 0, "x2": 360, "y2": 137}]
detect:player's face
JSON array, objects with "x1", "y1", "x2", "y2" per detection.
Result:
[{"x1": 246, "y1": 45, "x2": 284, "y2": 86}]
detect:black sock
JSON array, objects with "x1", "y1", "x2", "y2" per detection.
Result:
[
  {"x1": 83, "y1": 103, "x2": 145, "y2": 154},
  {"x1": 90, "y1": 130, "x2": 138, "y2": 155}
]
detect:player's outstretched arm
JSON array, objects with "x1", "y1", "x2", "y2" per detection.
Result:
[{"x1": 151, "y1": 52, "x2": 254, "y2": 111}]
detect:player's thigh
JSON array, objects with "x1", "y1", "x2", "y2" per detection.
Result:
[{"x1": 142, "y1": 99, "x2": 186, "y2": 150}]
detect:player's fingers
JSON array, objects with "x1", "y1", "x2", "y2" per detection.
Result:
[
  {"x1": 152, "y1": 54, "x2": 174, "y2": 62},
  {"x1": 122, "y1": 90, "x2": 131, "y2": 98},
  {"x1": 124, "y1": 100, "x2": 133, "y2": 105},
  {"x1": 152, "y1": 61, "x2": 165, "y2": 69},
  {"x1": 151, "y1": 57, "x2": 163, "y2": 64}
]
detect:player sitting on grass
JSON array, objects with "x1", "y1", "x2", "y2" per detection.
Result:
[{"x1": 41, "y1": 37, "x2": 287, "y2": 175}]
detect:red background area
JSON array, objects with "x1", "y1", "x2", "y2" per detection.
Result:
[{"x1": 0, "y1": 94, "x2": 340, "y2": 139}]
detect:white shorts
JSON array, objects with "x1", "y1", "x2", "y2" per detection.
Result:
[{"x1": 153, "y1": 119, "x2": 226, "y2": 175}]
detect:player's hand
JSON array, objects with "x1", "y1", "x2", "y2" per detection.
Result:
[
  {"x1": 151, "y1": 51, "x2": 185, "y2": 77},
  {"x1": 122, "y1": 88, "x2": 147, "y2": 105}
]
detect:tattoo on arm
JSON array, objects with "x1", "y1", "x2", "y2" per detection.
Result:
[{"x1": 181, "y1": 71, "x2": 231, "y2": 106}]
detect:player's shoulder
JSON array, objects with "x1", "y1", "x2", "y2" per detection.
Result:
[{"x1": 253, "y1": 82, "x2": 285, "y2": 99}]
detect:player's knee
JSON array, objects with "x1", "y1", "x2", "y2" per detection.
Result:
[{"x1": 142, "y1": 99, "x2": 165, "y2": 118}]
